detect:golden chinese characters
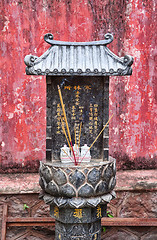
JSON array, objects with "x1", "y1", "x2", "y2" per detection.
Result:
[
  {"x1": 56, "y1": 104, "x2": 61, "y2": 134},
  {"x1": 54, "y1": 206, "x2": 59, "y2": 218},
  {"x1": 73, "y1": 209, "x2": 83, "y2": 219},
  {"x1": 96, "y1": 205, "x2": 102, "y2": 218}
]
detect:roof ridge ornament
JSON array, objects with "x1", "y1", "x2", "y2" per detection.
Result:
[{"x1": 44, "y1": 33, "x2": 114, "y2": 46}]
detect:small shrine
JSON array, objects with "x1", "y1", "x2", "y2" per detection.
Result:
[{"x1": 24, "y1": 33, "x2": 133, "y2": 240}]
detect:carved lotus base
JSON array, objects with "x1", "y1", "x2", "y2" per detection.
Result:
[
  {"x1": 39, "y1": 157, "x2": 116, "y2": 240},
  {"x1": 39, "y1": 156, "x2": 116, "y2": 199},
  {"x1": 40, "y1": 190, "x2": 116, "y2": 208}
]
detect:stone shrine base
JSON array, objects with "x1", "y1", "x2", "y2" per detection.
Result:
[
  {"x1": 51, "y1": 205, "x2": 107, "y2": 240},
  {"x1": 55, "y1": 219, "x2": 101, "y2": 240}
]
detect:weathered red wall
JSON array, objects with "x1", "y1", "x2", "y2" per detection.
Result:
[{"x1": 0, "y1": 0, "x2": 156, "y2": 172}]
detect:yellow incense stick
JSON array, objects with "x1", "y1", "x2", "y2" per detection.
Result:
[
  {"x1": 89, "y1": 114, "x2": 114, "y2": 150},
  {"x1": 60, "y1": 117, "x2": 71, "y2": 150},
  {"x1": 58, "y1": 85, "x2": 72, "y2": 142},
  {"x1": 62, "y1": 123, "x2": 72, "y2": 151},
  {"x1": 57, "y1": 85, "x2": 77, "y2": 165},
  {"x1": 60, "y1": 117, "x2": 74, "y2": 162},
  {"x1": 79, "y1": 114, "x2": 114, "y2": 164}
]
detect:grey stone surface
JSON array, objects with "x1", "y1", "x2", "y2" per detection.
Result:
[
  {"x1": 60, "y1": 184, "x2": 76, "y2": 198},
  {"x1": 69, "y1": 170, "x2": 85, "y2": 189},
  {"x1": 39, "y1": 163, "x2": 52, "y2": 183},
  {"x1": 46, "y1": 181, "x2": 59, "y2": 195},
  {"x1": 33, "y1": 46, "x2": 118, "y2": 239},
  {"x1": 87, "y1": 168, "x2": 101, "y2": 187},
  {"x1": 83, "y1": 168, "x2": 89, "y2": 174},
  {"x1": 65, "y1": 168, "x2": 72, "y2": 175},
  {"x1": 39, "y1": 176, "x2": 47, "y2": 189},
  {"x1": 95, "y1": 180, "x2": 108, "y2": 195},
  {"x1": 108, "y1": 176, "x2": 116, "y2": 190},
  {"x1": 78, "y1": 184, "x2": 94, "y2": 198},
  {"x1": 41, "y1": 191, "x2": 116, "y2": 208},
  {"x1": 50, "y1": 205, "x2": 106, "y2": 223},
  {"x1": 102, "y1": 163, "x2": 113, "y2": 182},
  {"x1": 51, "y1": 205, "x2": 105, "y2": 239},
  {"x1": 53, "y1": 169, "x2": 67, "y2": 186},
  {"x1": 55, "y1": 220, "x2": 101, "y2": 240}
]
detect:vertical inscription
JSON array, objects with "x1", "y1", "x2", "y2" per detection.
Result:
[
  {"x1": 94, "y1": 104, "x2": 98, "y2": 134},
  {"x1": 74, "y1": 85, "x2": 81, "y2": 105},
  {"x1": 75, "y1": 121, "x2": 80, "y2": 144},
  {"x1": 74, "y1": 85, "x2": 82, "y2": 144},
  {"x1": 72, "y1": 105, "x2": 76, "y2": 120},
  {"x1": 79, "y1": 106, "x2": 84, "y2": 121},
  {"x1": 56, "y1": 104, "x2": 61, "y2": 134},
  {"x1": 89, "y1": 103, "x2": 94, "y2": 134},
  {"x1": 88, "y1": 103, "x2": 99, "y2": 135}
]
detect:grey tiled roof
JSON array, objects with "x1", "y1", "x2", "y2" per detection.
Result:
[{"x1": 24, "y1": 33, "x2": 133, "y2": 76}]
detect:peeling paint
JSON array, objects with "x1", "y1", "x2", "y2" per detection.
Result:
[{"x1": 0, "y1": 0, "x2": 156, "y2": 172}]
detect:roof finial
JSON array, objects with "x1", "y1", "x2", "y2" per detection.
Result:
[
  {"x1": 44, "y1": 33, "x2": 54, "y2": 43},
  {"x1": 104, "y1": 33, "x2": 113, "y2": 42}
]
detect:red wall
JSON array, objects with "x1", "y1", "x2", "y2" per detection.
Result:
[{"x1": 0, "y1": 0, "x2": 156, "y2": 172}]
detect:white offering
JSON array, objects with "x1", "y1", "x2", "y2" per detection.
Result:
[
  {"x1": 60, "y1": 144, "x2": 71, "y2": 163},
  {"x1": 81, "y1": 144, "x2": 91, "y2": 162}
]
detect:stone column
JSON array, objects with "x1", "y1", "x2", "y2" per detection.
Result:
[{"x1": 51, "y1": 205, "x2": 106, "y2": 240}]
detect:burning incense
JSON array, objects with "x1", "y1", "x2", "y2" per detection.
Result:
[
  {"x1": 57, "y1": 85, "x2": 77, "y2": 165},
  {"x1": 79, "y1": 114, "x2": 114, "y2": 164}
]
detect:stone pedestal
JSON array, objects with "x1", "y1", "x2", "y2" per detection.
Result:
[
  {"x1": 55, "y1": 220, "x2": 101, "y2": 240},
  {"x1": 39, "y1": 157, "x2": 116, "y2": 240},
  {"x1": 51, "y1": 205, "x2": 107, "y2": 240}
]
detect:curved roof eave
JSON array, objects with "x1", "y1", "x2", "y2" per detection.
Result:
[{"x1": 24, "y1": 33, "x2": 133, "y2": 76}]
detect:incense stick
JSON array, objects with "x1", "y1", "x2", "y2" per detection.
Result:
[
  {"x1": 57, "y1": 85, "x2": 77, "y2": 165},
  {"x1": 60, "y1": 117, "x2": 71, "y2": 150},
  {"x1": 79, "y1": 114, "x2": 114, "y2": 164},
  {"x1": 60, "y1": 116, "x2": 74, "y2": 162}
]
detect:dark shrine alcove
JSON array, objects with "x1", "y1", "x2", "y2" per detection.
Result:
[{"x1": 46, "y1": 76, "x2": 109, "y2": 162}]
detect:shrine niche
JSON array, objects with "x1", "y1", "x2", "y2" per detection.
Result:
[{"x1": 24, "y1": 33, "x2": 133, "y2": 240}]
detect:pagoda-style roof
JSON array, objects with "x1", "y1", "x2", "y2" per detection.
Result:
[{"x1": 24, "y1": 33, "x2": 133, "y2": 76}]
